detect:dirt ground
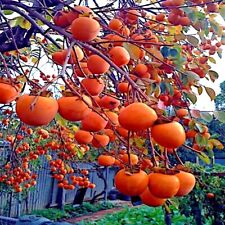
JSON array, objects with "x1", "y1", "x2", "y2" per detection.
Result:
[{"x1": 65, "y1": 201, "x2": 132, "y2": 224}]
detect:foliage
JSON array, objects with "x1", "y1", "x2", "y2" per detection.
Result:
[
  {"x1": 31, "y1": 201, "x2": 116, "y2": 221},
  {"x1": 64, "y1": 201, "x2": 116, "y2": 217},
  {"x1": 178, "y1": 163, "x2": 225, "y2": 225},
  {"x1": 215, "y1": 81, "x2": 225, "y2": 111},
  {"x1": 78, "y1": 205, "x2": 194, "y2": 225},
  {"x1": 31, "y1": 208, "x2": 70, "y2": 221}
]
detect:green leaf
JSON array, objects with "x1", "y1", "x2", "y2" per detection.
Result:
[
  {"x1": 77, "y1": 148, "x2": 84, "y2": 159},
  {"x1": 199, "y1": 112, "x2": 213, "y2": 122},
  {"x1": 209, "y1": 18, "x2": 223, "y2": 36},
  {"x1": 204, "y1": 86, "x2": 216, "y2": 101},
  {"x1": 208, "y1": 70, "x2": 219, "y2": 82},
  {"x1": 214, "y1": 111, "x2": 225, "y2": 123},
  {"x1": 197, "y1": 152, "x2": 210, "y2": 164},
  {"x1": 186, "y1": 35, "x2": 199, "y2": 47},
  {"x1": 165, "y1": 82, "x2": 174, "y2": 96},
  {"x1": 3, "y1": 10, "x2": 14, "y2": 15},
  {"x1": 219, "y1": 4, "x2": 225, "y2": 21},
  {"x1": 10, "y1": 16, "x2": 31, "y2": 29},
  {"x1": 185, "y1": 92, "x2": 197, "y2": 104},
  {"x1": 185, "y1": 71, "x2": 200, "y2": 82},
  {"x1": 55, "y1": 113, "x2": 68, "y2": 126},
  {"x1": 195, "y1": 123, "x2": 205, "y2": 133},
  {"x1": 195, "y1": 133, "x2": 208, "y2": 147}
]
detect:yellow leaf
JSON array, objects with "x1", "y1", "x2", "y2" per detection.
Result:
[
  {"x1": 142, "y1": 148, "x2": 148, "y2": 155},
  {"x1": 72, "y1": 125, "x2": 79, "y2": 132},
  {"x1": 154, "y1": 84, "x2": 161, "y2": 97},
  {"x1": 68, "y1": 132, "x2": 74, "y2": 139},
  {"x1": 146, "y1": 47, "x2": 163, "y2": 66},
  {"x1": 123, "y1": 43, "x2": 143, "y2": 60},
  {"x1": 168, "y1": 25, "x2": 182, "y2": 35},
  {"x1": 132, "y1": 137, "x2": 146, "y2": 148},
  {"x1": 60, "y1": 85, "x2": 65, "y2": 91},
  {"x1": 208, "y1": 139, "x2": 224, "y2": 150},
  {"x1": 31, "y1": 57, "x2": 38, "y2": 64}
]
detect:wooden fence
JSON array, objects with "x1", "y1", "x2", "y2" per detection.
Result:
[{"x1": 0, "y1": 148, "x2": 117, "y2": 218}]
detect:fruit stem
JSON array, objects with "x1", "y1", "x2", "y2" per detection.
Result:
[
  {"x1": 164, "y1": 148, "x2": 170, "y2": 170},
  {"x1": 173, "y1": 149, "x2": 184, "y2": 165},
  {"x1": 127, "y1": 130, "x2": 131, "y2": 168},
  {"x1": 147, "y1": 128, "x2": 157, "y2": 167},
  {"x1": 183, "y1": 144, "x2": 205, "y2": 155}
]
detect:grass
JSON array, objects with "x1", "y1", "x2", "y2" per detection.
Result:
[
  {"x1": 31, "y1": 201, "x2": 117, "y2": 221},
  {"x1": 78, "y1": 205, "x2": 195, "y2": 225}
]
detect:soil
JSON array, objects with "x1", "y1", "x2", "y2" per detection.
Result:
[{"x1": 65, "y1": 201, "x2": 132, "y2": 224}]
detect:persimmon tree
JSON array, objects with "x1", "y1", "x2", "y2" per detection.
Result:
[{"x1": 0, "y1": 0, "x2": 224, "y2": 208}]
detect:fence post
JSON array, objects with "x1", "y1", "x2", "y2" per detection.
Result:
[
  {"x1": 46, "y1": 176, "x2": 56, "y2": 208},
  {"x1": 7, "y1": 191, "x2": 13, "y2": 217},
  {"x1": 56, "y1": 188, "x2": 66, "y2": 209},
  {"x1": 16, "y1": 193, "x2": 22, "y2": 217},
  {"x1": 104, "y1": 167, "x2": 109, "y2": 202},
  {"x1": 73, "y1": 188, "x2": 87, "y2": 205}
]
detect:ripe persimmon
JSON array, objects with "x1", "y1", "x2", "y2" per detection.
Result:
[
  {"x1": 103, "y1": 129, "x2": 116, "y2": 142},
  {"x1": 176, "y1": 108, "x2": 188, "y2": 118},
  {"x1": 108, "y1": 18, "x2": 123, "y2": 31},
  {"x1": 179, "y1": 17, "x2": 191, "y2": 26},
  {"x1": 133, "y1": 63, "x2": 148, "y2": 78},
  {"x1": 53, "y1": 11, "x2": 70, "y2": 28},
  {"x1": 186, "y1": 129, "x2": 197, "y2": 139},
  {"x1": 97, "y1": 155, "x2": 115, "y2": 166},
  {"x1": 99, "y1": 95, "x2": 120, "y2": 110},
  {"x1": 118, "y1": 102, "x2": 158, "y2": 131},
  {"x1": 16, "y1": 95, "x2": 58, "y2": 126},
  {"x1": 121, "y1": 153, "x2": 139, "y2": 165},
  {"x1": 66, "y1": 6, "x2": 93, "y2": 24},
  {"x1": 109, "y1": 46, "x2": 130, "y2": 67},
  {"x1": 155, "y1": 13, "x2": 165, "y2": 22},
  {"x1": 81, "y1": 112, "x2": 108, "y2": 132},
  {"x1": 140, "y1": 187, "x2": 166, "y2": 207},
  {"x1": 140, "y1": 158, "x2": 153, "y2": 170},
  {"x1": 116, "y1": 126, "x2": 129, "y2": 138},
  {"x1": 58, "y1": 95, "x2": 92, "y2": 121},
  {"x1": 74, "y1": 130, "x2": 93, "y2": 144},
  {"x1": 52, "y1": 47, "x2": 84, "y2": 65},
  {"x1": 87, "y1": 54, "x2": 110, "y2": 74},
  {"x1": 105, "y1": 34, "x2": 124, "y2": 46},
  {"x1": 126, "y1": 9, "x2": 140, "y2": 22},
  {"x1": 71, "y1": 17, "x2": 100, "y2": 42},
  {"x1": 105, "y1": 111, "x2": 119, "y2": 127},
  {"x1": 92, "y1": 134, "x2": 110, "y2": 148},
  {"x1": 151, "y1": 122, "x2": 186, "y2": 148},
  {"x1": 148, "y1": 173, "x2": 180, "y2": 198},
  {"x1": 114, "y1": 169, "x2": 148, "y2": 196},
  {"x1": 81, "y1": 78, "x2": 104, "y2": 96},
  {"x1": 117, "y1": 82, "x2": 131, "y2": 93},
  {"x1": 74, "y1": 62, "x2": 92, "y2": 77},
  {"x1": 0, "y1": 83, "x2": 19, "y2": 104},
  {"x1": 175, "y1": 171, "x2": 196, "y2": 196}
]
